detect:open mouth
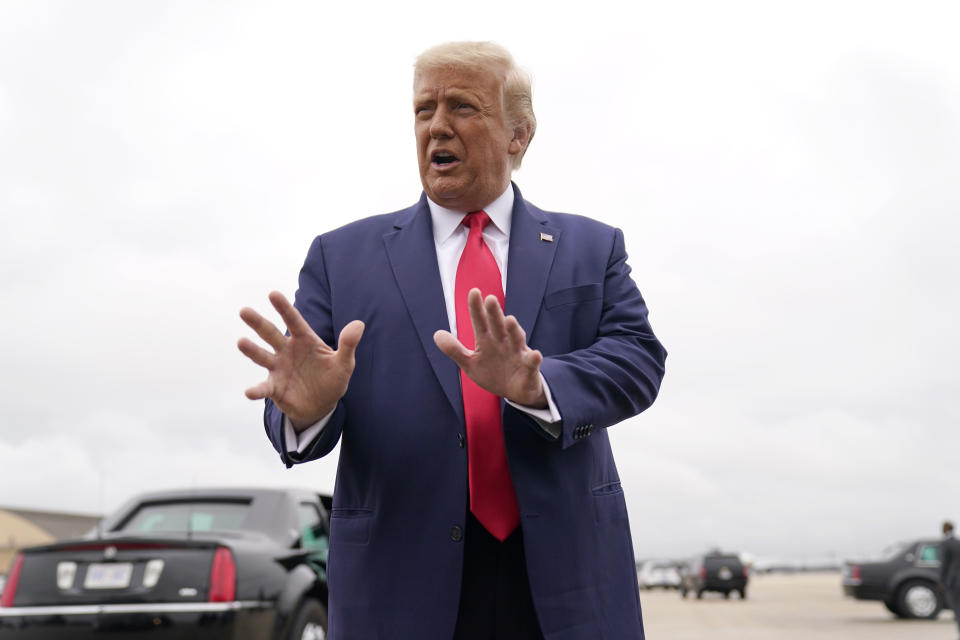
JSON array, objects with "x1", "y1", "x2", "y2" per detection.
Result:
[{"x1": 431, "y1": 151, "x2": 460, "y2": 167}]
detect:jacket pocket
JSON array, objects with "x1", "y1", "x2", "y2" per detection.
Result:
[
  {"x1": 544, "y1": 283, "x2": 602, "y2": 309},
  {"x1": 591, "y1": 482, "x2": 628, "y2": 523},
  {"x1": 330, "y1": 508, "x2": 374, "y2": 545}
]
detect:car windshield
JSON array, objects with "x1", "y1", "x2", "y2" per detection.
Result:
[
  {"x1": 705, "y1": 556, "x2": 741, "y2": 568},
  {"x1": 877, "y1": 541, "x2": 910, "y2": 561},
  {"x1": 117, "y1": 500, "x2": 252, "y2": 533}
]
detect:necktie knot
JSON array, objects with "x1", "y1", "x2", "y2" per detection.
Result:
[{"x1": 462, "y1": 210, "x2": 491, "y2": 232}]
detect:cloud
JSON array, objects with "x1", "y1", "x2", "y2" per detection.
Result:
[{"x1": 1, "y1": 0, "x2": 958, "y2": 563}]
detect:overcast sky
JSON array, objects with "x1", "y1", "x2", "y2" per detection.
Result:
[{"x1": 1, "y1": 0, "x2": 957, "y2": 562}]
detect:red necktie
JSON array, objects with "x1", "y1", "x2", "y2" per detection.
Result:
[{"x1": 455, "y1": 211, "x2": 520, "y2": 541}]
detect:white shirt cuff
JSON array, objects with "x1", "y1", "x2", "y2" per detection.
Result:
[
  {"x1": 505, "y1": 373, "x2": 562, "y2": 438},
  {"x1": 284, "y1": 410, "x2": 335, "y2": 454}
]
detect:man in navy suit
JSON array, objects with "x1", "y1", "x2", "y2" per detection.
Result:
[{"x1": 239, "y1": 41, "x2": 666, "y2": 640}]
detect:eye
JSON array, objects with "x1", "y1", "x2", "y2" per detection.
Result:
[
  {"x1": 456, "y1": 103, "x2": 475, "y2": 111},
  {"x1": 415, "y1": 105, "x2": 435, "y2": 117}
]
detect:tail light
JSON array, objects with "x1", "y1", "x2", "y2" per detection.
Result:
[
  {"x1": 1, "y1": 553, "x2": 24, "y2": 608},
  {"x1": 742, "y1": 566, "x2": 749, "y2": 578},
  {"x1": 208, "y1": 547, "x2": 236, "y2": 602},
  {"x1": 699, "y1": 566, "x2": 706, "y2": 580},
  {"x1": 851, "y1": 565, "x2": 861, "y2": 581}
]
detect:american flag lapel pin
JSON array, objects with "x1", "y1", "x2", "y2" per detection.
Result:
[{"x1": 540, "y1": 232, "x2": 554, "y2": 242}]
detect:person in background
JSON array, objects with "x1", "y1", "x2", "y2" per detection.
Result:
[{"x1": 941, "y1": 521, "x2": 960, "y2": 639}]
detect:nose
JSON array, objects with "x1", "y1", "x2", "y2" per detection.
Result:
[{"x1": 429, "y1": 106, "x2": 454, "y2": 139}]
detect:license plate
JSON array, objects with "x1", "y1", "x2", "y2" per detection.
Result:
[
  {"x1": 718, "y1": 567, "x2": 733, "y2": 580},
  {"x1": 84, "y1": 563, "x2": 133, "y2": 589}
]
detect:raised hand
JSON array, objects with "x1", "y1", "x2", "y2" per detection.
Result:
[
  {"x1": 238, "y1": 291, "x2": 364, "y2": 430},
  {"x1": 434, "y1": 288, "x2": 547, "y2": 408}
]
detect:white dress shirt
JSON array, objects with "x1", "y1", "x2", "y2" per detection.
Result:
[{"x1": 286, "y1": 184, "x2": 561, "y2": 453}]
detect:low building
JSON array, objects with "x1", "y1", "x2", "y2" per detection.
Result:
[{"x1": 0, "y1": 507, "x2": 101, "y2": 573}]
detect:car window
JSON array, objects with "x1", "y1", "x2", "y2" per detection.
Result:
[
  {"x1": 705, "y1": 556, "x2": 742, "y2": 569},
  {"x1": 917, "y1": 544, "x2": 940, "y2": 566},
  {"x1": 118, "y1": 500, "x2": 252, "y2": 533},
  {"x1": 298, "y1": 502, "x2": 329, "y2": 556}
]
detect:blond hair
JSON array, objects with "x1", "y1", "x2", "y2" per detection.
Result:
[{"x1": 414, "y1": 41, "x2": 536, "y2": 169}]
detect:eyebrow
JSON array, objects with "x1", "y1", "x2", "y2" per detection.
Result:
[{"x1": 414, "y1": 88, "x2": 482, "y2": 104}]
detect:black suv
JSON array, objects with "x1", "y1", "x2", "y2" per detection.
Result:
[
  {"x1": 843, "y1": 539, "x2": 950, "y2": 619},
  {"x1": 679, "y1": 552, "x2": 748, "y2": 599}
]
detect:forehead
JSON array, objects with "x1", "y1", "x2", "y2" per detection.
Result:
[{"x1": 413, "y1": 65, "x2": 503, "y2": 99}]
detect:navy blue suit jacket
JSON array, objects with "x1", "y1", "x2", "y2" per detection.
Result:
[{"x1": 264, "y1": 184, "x2": 667, "y2": 639}]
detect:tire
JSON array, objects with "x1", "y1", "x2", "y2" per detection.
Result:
[
  {"x1": 696, "y1": 589, "x2": 704, "y2": 599},
  {"x1": 738, "y1": 588, "x2": 747, "y2": 600},
  {"x1": 681, "y1": 586, "x2": 688, "y2": 599},
  {"x1": 723, "y1": 591, "x2": 730, "y2": 599},
  {"x1": 896, "y1": 580, "x2": 942, "y2": 620},
  {"x1": 287, "y1": 598, "x2": 328, "y2": 640}
]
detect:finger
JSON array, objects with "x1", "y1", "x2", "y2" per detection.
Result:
[
  {"x1": 336, "y1": 320, "x2": 366, "y2": 363},
  {"x1": 244, "y1": 380, "x2": 272, "y2": 400},
  {"x1": 269, "y1": 291, "x2": 321, "y2": 341},
  {"x1": 484, "y1": 295, "x2": 507, "y2": 340},
  {"x1": 522, "y1": 348, "x2": 543, "y2": 370},
  {"x1": 237, "y1": 337, "x2": 277, "y2": 369},
  {"x1": 467, "y1": 289, "x2": 489, "y2": 339},
  {"x1": 240, "y1": 306, "x2": 287, "y2": 350},
  {"x1": 434, "y1": 329, "x2": 472, "y2": 368},
  {"x1": 503, "y1": 314, "x2": 526, "y2": 349}
]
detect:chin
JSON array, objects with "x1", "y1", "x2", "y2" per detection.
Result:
[{"x1": 426, "y1": 177, "x2": 468, "y2": 202}]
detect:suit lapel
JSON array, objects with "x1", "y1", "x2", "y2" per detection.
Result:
[
  {"x1": 505, "y1": 186, "x2": 560, "y2": 339},
  {"x1": 383, "y1": 197, "x2": 465, "y2": 425}
]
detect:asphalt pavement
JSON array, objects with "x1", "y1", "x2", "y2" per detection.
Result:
[{"x1": 640, "y1": 572, "x2": 957, "y2": 639}]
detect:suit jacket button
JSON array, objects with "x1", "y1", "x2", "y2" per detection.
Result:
[
  {"x1": 457, "y1": 433, "x2": 465, "y2": 448},
  {"x1": 450, "y1": 525, "x2": 463, "y2": 542}
]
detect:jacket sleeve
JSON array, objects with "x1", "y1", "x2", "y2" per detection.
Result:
[
  {"x1": 537, "y1": 227, "x2": 667, "y2": 449},
  {"x1": 942, "y1": 540, "x2": 953, "y2": 585},
  {"x1": 263, "y1": 234, "x2": 347, "y2": 467}
]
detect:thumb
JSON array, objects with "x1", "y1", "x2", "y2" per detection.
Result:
[
  {"x1": 337, "y1": 320, "x2": 365, "y2": 361},
  {"x1": 434, "y1": 329, "x2": 471, "y2": 368}
]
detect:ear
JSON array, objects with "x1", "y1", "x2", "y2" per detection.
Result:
[{"x1": 508, "y1": 123, "x2": 531, "y2": 156}]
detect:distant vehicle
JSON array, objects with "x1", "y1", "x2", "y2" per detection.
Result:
[
  {"x1": 0, "y1": 487, "x2": 331, "y2": 639},
  {"x1": 679, "y1": 551, "x2": 748, "y2": 599},
  {"x1": 843, "y1": 538, "x2": 950, "y2": 620},
  {"x1": 638, "y1": 560, "x2": 681, "y2": 589}
]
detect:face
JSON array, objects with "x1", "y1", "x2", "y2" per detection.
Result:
[{"x1": 414, "y1": 65, "x2": 526, "y2": 212}]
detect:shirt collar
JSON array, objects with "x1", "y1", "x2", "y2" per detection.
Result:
[{"x1": 428, "y1": 183, "x2": 514, "y2": 247}]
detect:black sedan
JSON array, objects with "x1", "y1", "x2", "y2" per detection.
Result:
[
  {"x1": 843, "y1": 538, "x2": 949, "y2": 619},
  {"x1": 0, "y1": 487, "x2": 331, "y2": 639}
]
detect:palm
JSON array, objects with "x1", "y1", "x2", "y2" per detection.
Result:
[
  {"x1": 434, "y1": 290, "x2": 546, "y2": 408},
  {"x1": 239, "y1": 291, "x2": 364, "y2": 428}
]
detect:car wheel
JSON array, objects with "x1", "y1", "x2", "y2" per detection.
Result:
[
  {"x1": 723, "y1": 591, "x2": 730, "y2": 599},
  {"x1": 696, "y1": 589, "x2": 704, "y2": 599},
  {"x1": 681, "y1": 587, "x2": 688, "y2": 598},
  {"x1": 896, "y1": 580, "x2": 942, "y2": 620},
  {"x1": 288, "y1": 598, "x2": 328, "y2": 640},
  {"x1": 738, "y1": 589, "x2": 747, "y2": 600}
]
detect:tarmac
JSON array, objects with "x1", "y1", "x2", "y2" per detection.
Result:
[{"x1": 640, "y1": 572, "x2": 958, "y2": 639}]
